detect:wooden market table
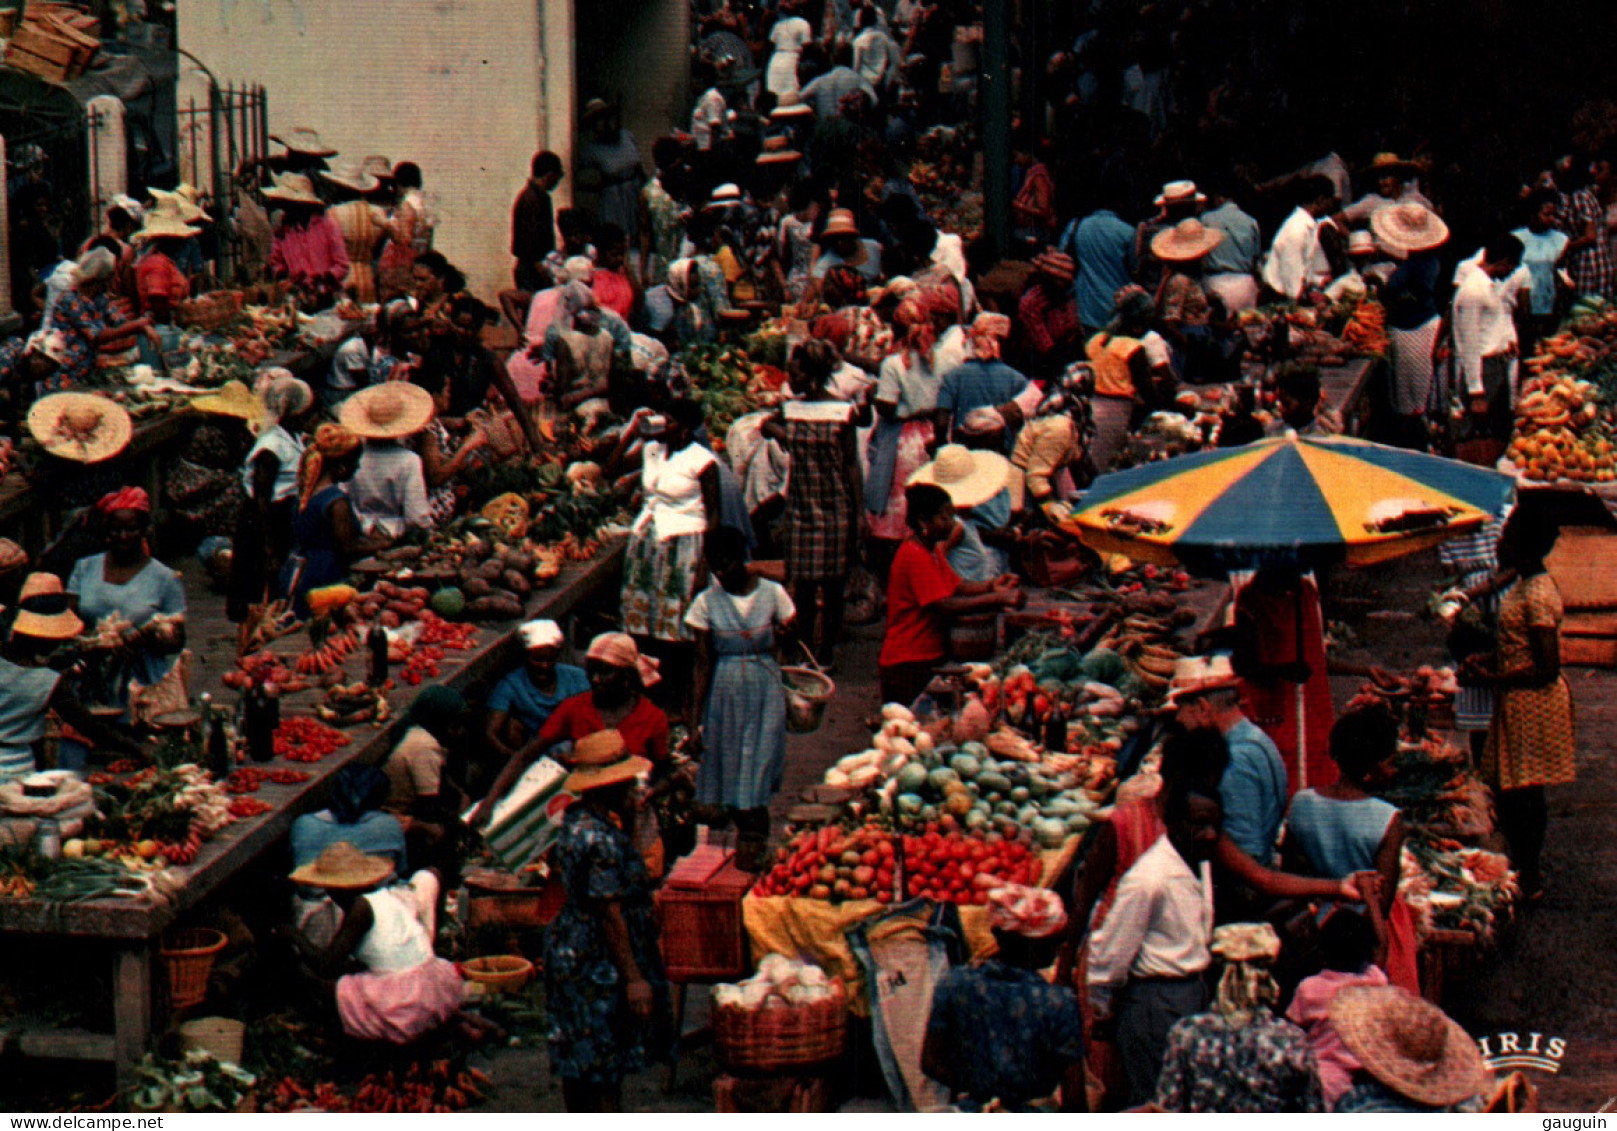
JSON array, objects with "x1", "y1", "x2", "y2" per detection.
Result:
[{"x1": 0, "y1": 539, "x2": 624, "y2": 1085}]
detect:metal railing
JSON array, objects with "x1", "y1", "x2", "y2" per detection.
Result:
[{"x1": 176, "y1": 80, "x2": 268, "y2": 284}]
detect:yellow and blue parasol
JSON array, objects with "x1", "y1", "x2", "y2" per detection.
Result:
[{"x1": 1064, "y1": 432, "x2": 1516, "y2": 573}]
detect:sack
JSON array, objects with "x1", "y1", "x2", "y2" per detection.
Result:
[
  {"x1": 1022, "y1": 529, "x2": 1088, "y2": 589},
  {"x1": 128, "y1": 650, "x2": 193, "y2": 728}
]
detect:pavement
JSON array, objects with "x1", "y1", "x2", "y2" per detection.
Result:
[{"x1": 473, "y1": 552, "x2": 1616, "y2": 1113}]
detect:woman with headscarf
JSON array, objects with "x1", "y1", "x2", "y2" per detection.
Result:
[
  {"x1": 0, "y1": 573, "x2": 140, "y2": 781},
  {"x1": 484, "y1": 619, "x2": 591, "y2": 789},
  {"x1": 866, "y1": 294, "x2": 946, "y2": 576},
  {"x1": 67, "y1": 488, "x2": 186, "y2": 714},
  {"x1": 933, "y1": 312, "x2": 1032, "y2": 452},
  {"x1": 1011, "y1": 370, "x2": 1095, "y2": 510},
  {"x1": 377, "y1": 161, "x2": 432, "y2": 301},
  {"x1": 506, "y1": 256, "x2": 590, "y2": 410},
  {"x1": 279, "y1": 423, "x2": 374, "y2": 615},
  {"x1": 542, "y1": 280, "x2": 635, "y2": 409},
  {"x1": 541, "y1": 732, "x2": 670, "y2": 1111},
  {"x1": 50, "y1": 247, "x2": 160, "y2": 389},
  {"x1": 665, "y1": 254, "x2": 731, "y2": 348},
  {"x1": 1085, "y1": 285, "x2": 1177, "y2": 471},
  {"x1": 471, "y1": 632, "x2": 671, "y2": 829},
  {"x1": 228, "y1": 371, "x2": 313, "y2": 622},
  {"x1": 1152, "y1": 923, "x2": 1324, "y2": 1112},
  {"x1": 383, "y1": 685, "x2": 470, "y2": 879}
]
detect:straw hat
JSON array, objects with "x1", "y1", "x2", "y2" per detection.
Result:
[
  {"x1": 907, "y1": 444, "x2": 1012, "y2": 509},
  {"x1": 13, "y1": 572, "x2": 82, "y2": 640},
  {"x1": 819, "y1": 208, "x2": 861, "y2": 240},
  {"x1": 28, "y1": 393, "x2": 133, "y2": 464},
  {"x1": 756, "y1": 136, "x2": 803, "y2": 165},
  {"x1": 1370, "y1": 202, "x2": 1449, "y2": 255},
  {"x1": 564, "y1": 729, "x2": 652, "y2": 794},
  {"x1": 1165, "y1": 654, "x2": 1240, "y2": 707},
  {"x1": 707, "y1": 183, "x2": 743, "y2": 208},
  {"x1": 770, "y1": 92, "x2": 815, "y2": 119},
  {"x1": 0, "y1": 539, "x2": 28, "y2": 574},
  {"x1": 147, "y1": 187, "x2": 209, "y2": 224},
  {"x1": 263, "y1": 172, "x2": 324, "y2": 206},
  {"x1": 339, "y1": 382, "x2": 436, "y2": 439},
  {"x1": 191, "y1": 380, "x2": 268, "y2": 428},
  {"x1": 132, "y1": 209, "x2": 200, "y2": 243},
  {"x1": 1031, "y1": 248, "x2": 1076, "y2": 284},
  {"x1": 289, "y1": 841, "x2": 396, "y2": 891},
  {"x1": 321, "y1": 159, "x2": 380, "y2": 195},
  {"x1": 1154, "y1": 179, "x2": 1206, "y2": 208},
  {"x1": 360, "y1": 155, "x2": 396, "y2": 183},
  {"x1": 1347, "y1": 229, "x2": 1379, "y2": 257},
  {"x1": 1151, "y1": 217, "x2": 1224, "y2": 262},
  {"x1": 1367, "y1": 151, "x2": 1419, "y2": 176},
  {"x1": 273, "y1": 126, "x2": 339, "y2": 157},
  {"x1": 1330, "y1": 986, "x2": 1489, "y2": 1108}
]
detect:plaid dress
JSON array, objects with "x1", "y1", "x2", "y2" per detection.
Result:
[
  {"x1": 782, "y1": 401, "x2": 857, "y2": 583},
  {"x1": 1560, "y1": 187, "x2": 1615, "y2": 298}
]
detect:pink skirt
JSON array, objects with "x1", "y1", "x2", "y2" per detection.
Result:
[{"x1": 336, "y1": 957, "x2": 463, "y2": 1044}]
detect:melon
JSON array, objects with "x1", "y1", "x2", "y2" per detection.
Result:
[
  {"x1": 896, "y1": 763, "x2": 930, "y2": 794},
  {"x1": 1010, "y1": 786, "x2": 1031, "y2": 804},
  {"x1": 1034, "y1": 818, "x2": 1070, "y2": 849},
  {"x1": 897, "y1": 793, "x2": 924, "y2": 816},
  {"x1": 950, "y1": 753, "x2": 982, "y2": 780},
  {"x1": 429, "y1": 586, "x2": 466, "y2": 617},
  {"x1": 927, "y1": 767, "x2": 961, "y2": 793}
]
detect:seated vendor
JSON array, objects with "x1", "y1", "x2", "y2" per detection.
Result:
[
  {"x1": 0, "y1": 330, "x2": 66, "y2": 421},
  {"x1": 909, "y1": 444, "x2": 1016, "y2": 583},
  {"x1": 383, "y1": 686, "x2": 471, "y2": 879},
  {"x1": 471, "y1": 631, "x2": 668, "y2": 829},
  {"x1": 0, "y1": 573, "x2": 141, "y2": 781},
  {"x1": 483, "y1": 619, "x2": 590, "y2": 790},
  {"x1": 286, "y1": 844, "x2": 475, "y2": 1046},
  {"x1": 289, "y1": 764, "x2": 406, "y2": 948},
  {"x1": 66, "y1": 488, "x2": 186, "y2": 717}
]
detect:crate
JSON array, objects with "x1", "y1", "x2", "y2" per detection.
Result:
[
  {"x1": 4, "y1": 22, "x2": 77, "y2": 82},
  {"x1": 465, "y1": 873, "x2": 565, "y2": 930},
  {"x1": 656, "y1": 846, "x2": 754, "y2": 983},
  {"x1": 1559, "y1": 611, "x2": 1617, "y2": 667},
  {"x1": 1547, "y1": 526, "x2": 1617, "y2": 610}
]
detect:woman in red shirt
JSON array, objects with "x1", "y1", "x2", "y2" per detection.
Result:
[
  {"x1": 878, "y1": 483, "x2": 1024, "y2": 706},
  {"x1": 472, "y1": 632, "x2": 669, "y2": 827},
  {"x1": 132, "y1": 213, "x2": 197, "y2": 320}
]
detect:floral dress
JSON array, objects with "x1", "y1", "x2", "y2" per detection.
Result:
[
  {"x1": 1154, "y1": 1009, "x2": 1325, "y2": 1112},
  {"x1": 542, "y1": 805, "x2": 669, "y2": 1085},
  {"x1": 49, "y1": 289, "x2": 110, "y2": 388},
  {"x1": 1482, "y1": 572, "x2": 1576, "y2": 791}
]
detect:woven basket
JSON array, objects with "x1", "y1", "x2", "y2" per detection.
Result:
[
  {"x1": 714, "y1": 979, "x2": 848, "y2": 1071},
  {"x1": 160, "y1": 928, "x2": 227, "y2": 1010},
  {"x1": 175, "y1": 292, "x2": 244, "y2": 332},
  {"x1": 780, "y1": 666, "x2": 834, "y2": 735},
  {"x1": 177, "y1": 1016, "x2": 245, "y2": 1064},
  {"x1": 461, "y1": 954, "x2": 534, "y2": 993}
]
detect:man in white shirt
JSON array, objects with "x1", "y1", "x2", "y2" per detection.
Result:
[
  {"x1": 1087, "y1": 782, "x2": 1223, "y2": 1107},
  {"x1": 1261, "y1": 176, "x2": 1339, "y2": 300},
  {"x1": 1448, "y1": 233, "x2": 1526, "y2": 442}
]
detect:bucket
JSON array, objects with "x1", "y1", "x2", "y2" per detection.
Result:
[
  {"x1": 178, "y1": 1017, "x2": 245, "y2": 1065},
  {"x1": 781, "y1": 666, "x2": 834, "y2": 734}
]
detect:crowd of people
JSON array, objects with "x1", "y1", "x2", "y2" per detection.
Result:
[{"x1": 0, "y1": 0, "x2": 1593, "y2": 1114}]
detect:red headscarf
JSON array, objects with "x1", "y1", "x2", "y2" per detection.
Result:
[
  {"x1": 893, "y1": 297, "x2": 937, "y2": 367},
  {"x1": 95, "y1": 486, "x2": 150, "y2": 516}
]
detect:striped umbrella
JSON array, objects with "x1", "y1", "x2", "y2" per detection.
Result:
[{"x1": 1062, "y1": 432, "x2": 1516, "y2": 575}]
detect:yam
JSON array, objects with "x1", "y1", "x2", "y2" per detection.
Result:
[
  {"x1": 466, "y1": 594, "x2": 524, "y2": 620},
  {"x1": 463, "y1": 577, "x2": 494, "y2": 598},
  {"x1": 474, "y1": 559, "x2": 506, "y2": 583},
  {"x1": 506, "y1": 551, "x2": 535, "y2": 573},
  {"x1": 502, "y1": 569, "x2": 532, "y2": 597}
]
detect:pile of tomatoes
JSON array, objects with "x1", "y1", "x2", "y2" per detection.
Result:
[
  {"x1": 401, "y1": 645, "x2": 444, "y2": 686},
  {"x1": 225, "y1": 766, "x2": 311, "y2": 793},
  {"x1": 228, "y1": 797, "x2": 272, "y2": 819},
  {"x1": 417, "y1": 611, "x2": 478, "y2": 651},
  {"x1": 274, "y1": 717, "x2": 352, "y2": 763},
  {"x1": 900, "y1": 827, "x2": 1043, "y2": 905},
  {"x1": 751, "y1": 825, "x2": 896, "y2": 903}
]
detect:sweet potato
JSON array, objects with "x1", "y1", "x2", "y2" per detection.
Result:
[
  {"x1": 502, "y1": 570, "x2": 532, "y2": 597},
  {"x1": 466, "y1": 594, "x2": 524, "y2": 620}
]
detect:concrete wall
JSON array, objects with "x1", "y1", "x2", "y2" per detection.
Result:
[{"x1": 175, "y1": 0, "x2": 576, "y2": 300}]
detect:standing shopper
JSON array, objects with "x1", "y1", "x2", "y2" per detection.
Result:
[
  {"x1": 511, "y1": 152, "x2": 563, "y2": 293},
  {"x1": 229, "y1": 372, "x2": 312, "y2": 622},
  {"x1": 1447, "y1": 234, "x2": 1525, "y2": 445},
  {"x1": 542, "y1": 732, "x2": 669, "y2": 1111},
  {"x1": 1371, "y1": 204, "x2": 1449, "y2": 449},
  {"x1": 768, "y1": 341, "x2": 861, "y2": 668},
  {"x1": 1464, "y1": 509, "x2": 1572, "y2": 902},
  {"x1": 687, "y1": 527, "x2": 796, "y2": 871},
  {"x1": 1329, "y1": 987, "x2": 1491, "y2": 1113}
]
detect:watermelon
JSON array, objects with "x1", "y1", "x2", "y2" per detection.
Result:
[{"x1": 429, "y1": 586, "x2": 467, "y2": 617}]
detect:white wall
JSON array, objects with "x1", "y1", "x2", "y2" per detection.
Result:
[{"x1": 176, "y1": 0, "x2": 575, "y2": 300}]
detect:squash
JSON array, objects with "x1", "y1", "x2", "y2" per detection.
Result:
[{"x1": 306, "y1": 584, "x2": 358, "y2": 618}]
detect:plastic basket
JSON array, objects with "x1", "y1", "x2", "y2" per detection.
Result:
[
  {"x1": 714, "y1": 979, "x2": 848, "y2": 1071},
  {"x1": 160, "y1": 928, "x2": 227, "y2": 1010},
  {"x1": 780, "y1": 666, "x2": 834, "y2": 734},
  {"x1": 461, "y1": 954, "x2": 534, "y2": 992}
]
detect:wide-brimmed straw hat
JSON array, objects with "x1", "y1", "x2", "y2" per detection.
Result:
[
  {"x1": 564, "y1": 729, "x2": 652, "y2": 794},
  {"x1": 1370, "y1": 202, "x2": 1449, "y2": 255},
  {"x1": 339, "y1": 382, "x2": 435, "y2": 439},
  {"x1": 192, "y1": 380, "x2": 269, "y2": 429},
  {"x1": 1331, "y1": 986, "x2": 1489, "y2": 1108},
  {"x1": 289, "y1": 841, "x2": 396, "y2": 891},
  {"x1": 819, "y1": 208, "x2": 861, "y2": 240},
  {"x1": 147, "y1": 187, "x2": 210, "y2": 224},
  {"x1": 321, "y1": 159, "x2": 380, "y2": 195},
  {"x1": 273, "y1": 126, "x2": 339, "y2": 157},
  {"x1": 1154, "y1": 179, "x2": 1207, "y2": 208},
  {"x1": 756, "y1": 136, "x2": 803, "y2": 165},
  {"x1": 770, "y1": 92, "x2": 815, "y2": 119},
  {"x1": 361, "y1": 155, "x2": 396, "y2": 183},
  {"x1": 1165, "y1": 654, "x2": 1240, "y2": 708},
  {"x1": 28, "y1": 393, "x2": 133, "y2": 464},
  {"x1": 12, "y1": 572, "x2": 82, "y2": 640},
  {"x1": 1152, "y1": 217, "x2": 1224, "y2": 262},
  {"x1": 1366, "y1": 151, "x2": 1420, "y2": 176},
  {"x1": 263, "y1": 172, "x2": 324, "y2": 206},
  {"x1": 132, "y1": 209, "x2": 200, "y2": 243},
  {"x1": 908, "y1": 444, "x2": 1011, "y2": 509}
]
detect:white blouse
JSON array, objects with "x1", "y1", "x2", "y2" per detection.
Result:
[{"x1": 634, "y1": 441, "x2": 716, "y2": 541}]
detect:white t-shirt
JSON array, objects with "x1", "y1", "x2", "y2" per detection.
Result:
[
  {"x1": 685, "y1": 578, "x2": 797, "y2": 632},
  {"x1": 242, "y1": 424, "x2": 306, "y2": 503},
  {"x1": 350, "y1": 441, "x2": 431, "y2": 537},
  {"x1": 635, "y1": 441, "x2": 716, "y2": 540}
]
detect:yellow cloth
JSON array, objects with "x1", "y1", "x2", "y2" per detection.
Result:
[{"x1": 1086, "y1": 332, "x2": 1144, "y2": 399}]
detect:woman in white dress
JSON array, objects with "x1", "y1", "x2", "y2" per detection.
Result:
[{"x1": 766, "y1": 6, "x2": 814, "y2": 98}]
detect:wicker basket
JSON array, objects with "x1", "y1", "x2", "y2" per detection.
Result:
[
  {"x1": 780, "y1": 666, "x2": 834, "y2": 734},
  {"x1": 465, "y1": 874, "x2": 565, "y2": 930},
  {"x1": 177, "y1": 1016, "x2": 246, "y2": 1065},
  {"x1": 714, "y1": 979, "x2": 848, "y2": 1071},
  {"x1": 160, "y1": 928, "x2": 227, "y2": 1010},
  {"x1": 461, "y1": 954, "x2": 534, "y2": 993},
  {"x1": 175, "y1": 292, "x2": 244, "y2": 332}
]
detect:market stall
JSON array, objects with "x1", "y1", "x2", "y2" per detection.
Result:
[{"x1": 0, "y1": 540, "x2": 624, "y2": 1086}]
